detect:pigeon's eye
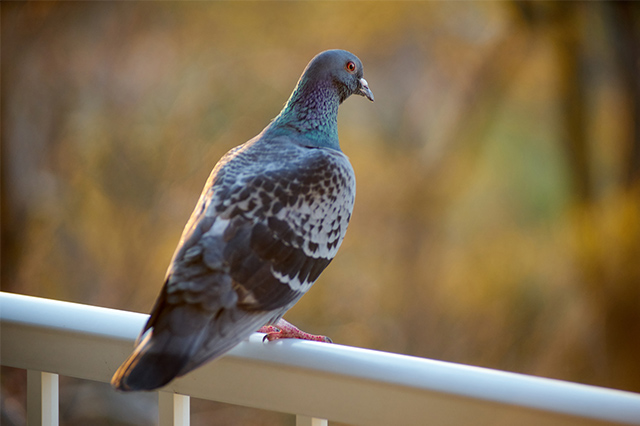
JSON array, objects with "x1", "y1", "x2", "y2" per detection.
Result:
[{"x1": 345, "y1": 61, "x2": 356, "y2": 73}]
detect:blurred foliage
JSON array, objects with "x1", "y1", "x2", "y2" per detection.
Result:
[{"x1": 2, "y1": 1, "x2": 640, "y2": 425}]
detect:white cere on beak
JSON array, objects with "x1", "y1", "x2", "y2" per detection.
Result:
[{"x1": 358, "y1": 78, "x2": 374, "y2": 102}]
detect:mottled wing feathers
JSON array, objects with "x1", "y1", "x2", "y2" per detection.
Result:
[
  {"x1": 169, "y1": 138, "x2": 354, "y2": 312},
  {"x1": 138, "y1": 138, "x2": 355, "y2": 370}
]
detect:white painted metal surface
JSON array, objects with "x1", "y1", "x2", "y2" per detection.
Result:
[
  {"x1": 159, "y1": 392, "x2": 189, "y2": 426},
  {"x1": 27, "y1": 371, "x2": 59, "y2": 426},
  {"x1": 2, "y1": 291, "x2": 640, "y2": 425},
  {"x1": 297, "y1": 415, "x2": 328, "y2": 426}
]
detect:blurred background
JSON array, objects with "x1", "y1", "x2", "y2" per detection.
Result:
[{"x1": 2, "y1": 1, "x2": 639, "y2": 425}]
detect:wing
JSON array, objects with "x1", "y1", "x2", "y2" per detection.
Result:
[
  {"x1": 217, "y1": 145, "x2": 355, "y2": 311},
  {"x1": 167, "y1": 137, "x2": 356, "y2": 314},
  {"x1": 131, "y1": 138, "x2": 355, "y2": 382}
]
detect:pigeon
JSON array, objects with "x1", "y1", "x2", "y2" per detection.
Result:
[{"x1": 111, "y1": 49, "x2": 373, "y2": 391}]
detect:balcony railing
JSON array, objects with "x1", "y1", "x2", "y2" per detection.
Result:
[{"x1": 2, "y1": 291, "x2": 640, "y2": 425}]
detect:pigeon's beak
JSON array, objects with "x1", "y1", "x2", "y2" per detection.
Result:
[{"x1": 356, "y1": 78, "x2": 374, "y2": 102}]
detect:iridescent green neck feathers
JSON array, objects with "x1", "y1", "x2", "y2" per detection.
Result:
[{"x1": 266, "y1": 79, "x2": 341, "y2": 150}]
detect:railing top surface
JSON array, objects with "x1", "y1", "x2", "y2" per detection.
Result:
[{"x1": 2, "y1": 291, "x2": 640, "y2": 426}]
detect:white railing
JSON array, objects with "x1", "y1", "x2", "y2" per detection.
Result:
[{"x1": 2, "y1": 291, "x2": 640, "y2": 426}]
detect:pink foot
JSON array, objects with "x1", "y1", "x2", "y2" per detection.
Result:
[{"x1": 258, "y1": 319, "x2": 332, "y2": 343}]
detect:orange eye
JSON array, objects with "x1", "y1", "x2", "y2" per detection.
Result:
[{"x1": 345, "y1": 61, "x2": 356, "y2": 73}]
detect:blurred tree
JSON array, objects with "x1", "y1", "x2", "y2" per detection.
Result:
[
  {"x1": 2, "y1": 2, "x2": 640, "y2": 425},
  {"x1": 513, "y1": 0, "x2": 640, "y2": 391},
  {"x1": 607, "y1": 1, "x2": 640, "y2": 188}
]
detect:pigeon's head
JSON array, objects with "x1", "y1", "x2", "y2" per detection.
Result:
[{"x1": 302, "y1": 49, "x2": 374, "y2": 103}]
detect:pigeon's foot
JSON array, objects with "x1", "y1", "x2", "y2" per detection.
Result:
[{"x1": 258, "y1": 319, "x2": 332, "y2": 343}]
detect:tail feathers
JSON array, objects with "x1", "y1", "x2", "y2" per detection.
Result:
[
  {"x1": 111, "y1": 307, "x2": 275, "y2": 391},
  {"x1": 179, "y1": 308, "x2": 272, "y2": 374},
  {"x1": 111, "y1": 327, "x2": 205, "y2": 392}
]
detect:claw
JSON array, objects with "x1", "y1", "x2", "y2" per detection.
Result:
[{"x1": 257, "y1": 319, "x2": 332, "y2": 343}]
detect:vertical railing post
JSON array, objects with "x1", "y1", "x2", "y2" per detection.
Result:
[
  {"x1": 296, "y1": 415, "x2": 328, "y2": 426},
  {"x1": 159, "y1": 391, "x2": 190, "y2": 426},
  {"x1": 27, "y1": 370, "x2": 59, "y2": 426}
]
